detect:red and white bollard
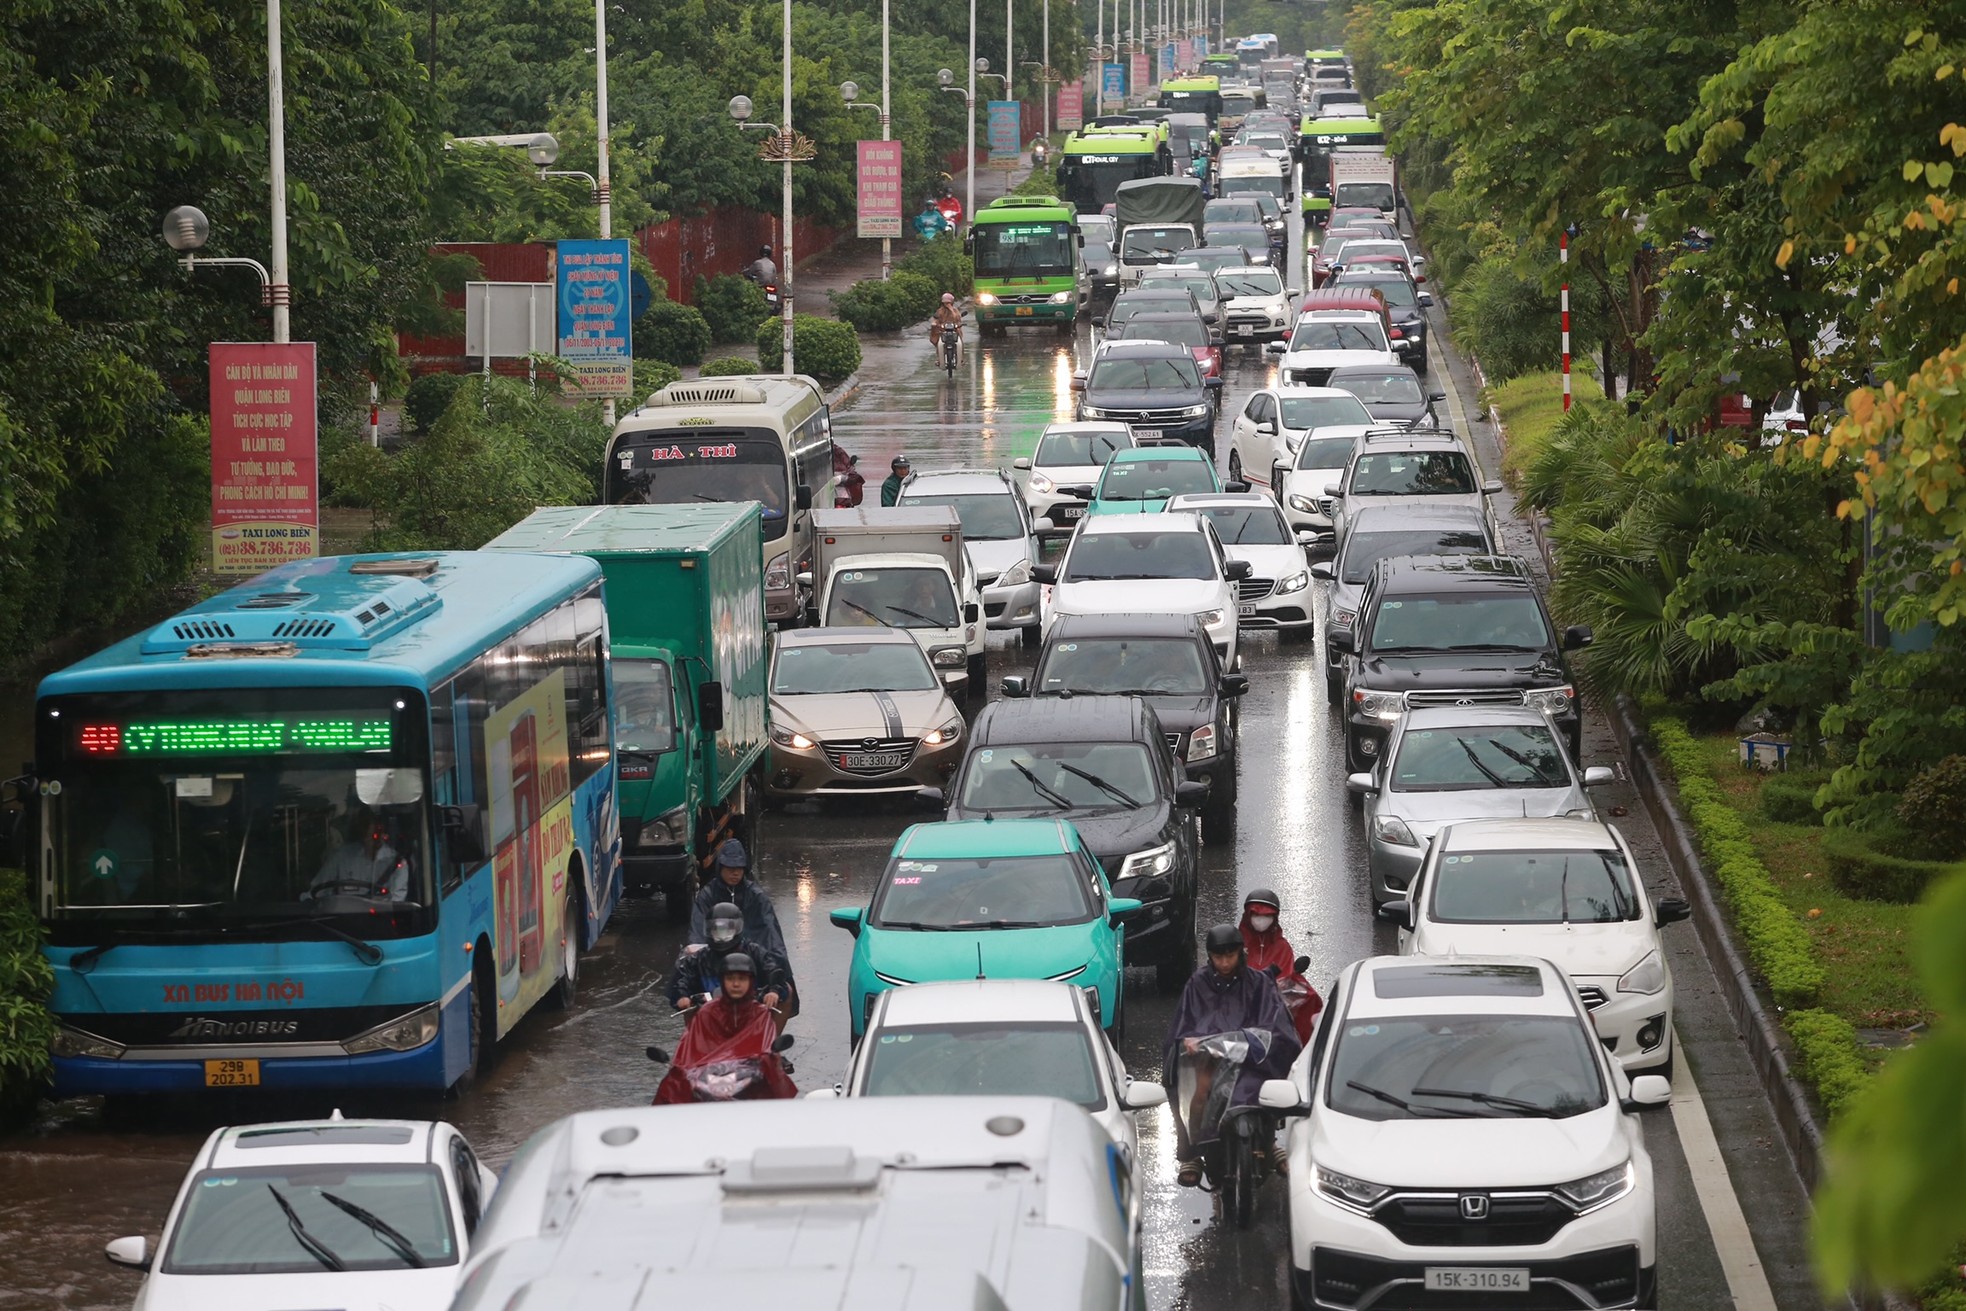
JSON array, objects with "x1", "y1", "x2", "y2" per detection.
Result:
[
  {"x1": 369, "y1": 380, "x2": 380, "y2": 446},
  {"x1": 1560, "y1": 229, "x2": 1571, "y2": 412}
]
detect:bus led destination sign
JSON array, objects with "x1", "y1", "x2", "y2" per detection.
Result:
[{"x1": 78, "y1": 718, "x2": 395, "y2": 756}]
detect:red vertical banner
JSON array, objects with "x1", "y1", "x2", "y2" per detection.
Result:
[
  {"x1": 856, "y1": 140, "x2": 905, "y2": 238},
  {"x1": 209, "y1": 341, "x2": 318, "y2": 575},
  {"x1": 1056, "y1": 80, "x2": 1084, "y2": 131}
]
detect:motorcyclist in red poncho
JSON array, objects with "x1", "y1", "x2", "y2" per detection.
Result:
[
  {"x1": 651, "y1": 953, "x2": 798, "y2": 1104},
  {"x1": 1238, "y1": 888, "x2": 1323, "y2": 1046}
]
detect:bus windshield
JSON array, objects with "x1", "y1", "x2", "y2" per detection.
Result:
[
  {"x1": 972, "y1": 221, "x2": 1075, "y2": 278},
  {"x1": 605, "y1": 429, "x2": 790, "y2": 539},
  {"x1": 41, "y1": 688, "x2": 433, "y2": 935},
  {"x1": 1059, "y1": 153, "x2": 1161, "y2": 211}
]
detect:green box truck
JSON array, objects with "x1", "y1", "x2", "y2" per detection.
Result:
[{"x1": 485, "y1": 504, "x2": 769, "y2": 915}]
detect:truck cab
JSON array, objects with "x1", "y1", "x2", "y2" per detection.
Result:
[{"x1": 805, "y1": 507, "x2": 987, "y2": 698}]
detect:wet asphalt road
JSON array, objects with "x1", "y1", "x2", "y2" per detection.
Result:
[{"x1": 0, "y1": 216, "x2": 1827, "y2": 1310}]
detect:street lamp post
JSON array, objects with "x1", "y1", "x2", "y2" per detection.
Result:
[
  {"x1": 938, "y1": 68, "x2": 974, "y2": 229},
  {"x1": 841, "y1": 81, "x2": 892, "y2": 280},
  {"x1": 727, "y1": 94, "x2": 799, "y2": 377},
  {"x1": 594, "y1": 0, "x2": 616, "y2": 427},
  {"x1": 266, "y1": 0, "x2": 291, "y2": 342}
]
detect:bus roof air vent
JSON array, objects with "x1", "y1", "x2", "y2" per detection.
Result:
[
  {"x1": 142, "y1": 572, "x2": 441, "y2": 655},
  {"x1": 349, "y1": 557, "x2": 441, "y2": 578},
  {"x1": 654, "y1": 381, "x2": 767, "y2": 407}
]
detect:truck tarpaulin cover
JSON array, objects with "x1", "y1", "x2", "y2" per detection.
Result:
[{"x1": 1113, "y1": 177, "x2": 1206, "y2": 228}]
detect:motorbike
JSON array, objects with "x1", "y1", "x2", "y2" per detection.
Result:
[
  {"x1": 934, "y1": 193, "x2": 964, "y2": 229},
  {"x1": 742, "y1": 266, "x2": 782, "y2": 312},
  {"x1": 1172, "y1": 1033, "x2": 1280, "y2": 1229},
  {"x1": 1032, "y1": 140, "x2": 1050, "y2": 168},
  {"x1": 647, "y1": 999, "x2": 799, "y2": 1104},
  {"x1": 1268, "y1": 953, "x2": 1322, "y2": 1046},
  {"x1": 937, "y1": 325, "x2": 963, "y2": 376}
]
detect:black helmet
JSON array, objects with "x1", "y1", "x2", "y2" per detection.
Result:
[
  {"x1": 759, "y1": 244, "x2": 773, "y2": 257},
  {"x1": 1203, "y1": 923, "x2": 1243, "y2": 957},
  {"x1": 721, "y1": 952, "x2": 756, "y2": 977},
  {"x1": 892, "y1": 455, "x2": 911, "y2": 471},
  {"x1": 708, "y1": 902, "x2": 744, "y2": 946},
  {"x1": 1244, "y1": 888, "x2": 1281, "y2": 913}
]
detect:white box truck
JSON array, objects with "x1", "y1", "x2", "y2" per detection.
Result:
[
  {"x1": 803, "y1": 506, "x2": 987, "y2": 695},
  {"x1": 1328, "y1": 149, "x2": 1399, "y2": 222}
]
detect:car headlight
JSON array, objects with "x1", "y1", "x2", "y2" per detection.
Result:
[
  {"x1": 1523, "y1": 685, "x2": 1576, "y2": 715},
  {"x1": 1048, "y1": 291, "x2": 1072, "y2": 304},
  {"x1": 1371, "y1": 814, "x2": 1418, "y2": 847},
  {"x1": 1180, "y1": 403, "x2": 1211, "y2": 418},
  {"x1": 1315, "y1": 1165, "x2": 1392, "y2": 1215},
  {"x1": 1197, "y1": 608, "x2": 1227, "y2": 630},
  {"x1": 771, "y1": 726, "x2": 816, "y2": 750},
  {"x1": 1352, "y1": 689, "x2": 1404, "y2": 721},
  {"x1": 343, "y1": 1003, "x2": 439, "y2": 1055},
  {"x1": 930, "y1": 645, "x2": 967, "y2": 668},
  {"x1": 636, "y1": 803, "x2": 691, "y2": 847},
  {"x1": 1119, "y1": 842, "x2": 1176, "y2": 880},
  {"x1": 1187, "y1": 723, "x2": 1218, "y2": 762},
  {"x1": 1618, "y1": 949, "x2": 1667, "y2": 996},
  {"x1": 923, "y1": 718, "x2": 963, "y2": 747},
  {"x1": 1279, "y1": 570, "x2": 1309, "y2": 594},
  {"x1": 764, "y1": 552, "x2": 792, "y2": 590},
  {"x1": 999, "y1": 558, "x2": 1033, "y2": 587},
  {"x1": 1104, "y1": 263, "x2": 1119, "y2": 276},
  {"x1": 1081, "y1": 405, "x2": 1110, "y2": 419},
  {"x1": 51, "y1": 1024, "x2": 125, "y2": 1060},
  {"x1": 1029, "y1": 472, "x2": 1055, "y2": 494},
  {"x1": 1555, "y1": 1158, "x2": 1635, "y2": 1215},
  {"x1": 976, "y1": 292, "x2": 999, "y2": 306},
  {"x1": 1287, "y1": 493, "x2": 1318, "y2": 513}
]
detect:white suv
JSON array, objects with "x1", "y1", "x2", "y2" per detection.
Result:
[
  {"x1": 1214, "y1": 266, "x2": 1296, "y2": 345},
  {"x1": 1014, "y1": 421, "x2": 1137, "y2": 537},
  {"x1": 1268, "y1": 954, "x2": 1668, "y2": 1311},
  {"x1": 899, "y1": 466, "x2": 1043, "y2": 642},
  {"x1": 1273, "y1": 310, "x2": 1398, "y2": 388},
  {"x1": 1036, "y1": 512, "x2": 1245, "y2": 665},
  {"x1": 1391, "y1": 818, "x2": 1692, "y2": 1077}
]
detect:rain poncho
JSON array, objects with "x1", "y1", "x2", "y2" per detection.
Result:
[
  {"x1": 652, "y1": 998, "x2": 798, "y2": 1104},
  {"x1": 1162, "y1": 960, "x2": 1303, "y2": 1158},
  {"x1": 1239, "y1": 907, "x2": 1323, "y2": 1045}
]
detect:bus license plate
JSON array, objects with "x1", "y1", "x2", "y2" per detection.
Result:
[
  {"x1": 841, "y1": 751, "x2": 908, "y2": 770},
  {"x1": 204, "y1": 1059, "x2": 260, "y2": 1088},
  {"x1": 1424, "y1": 1268, "x2": 1528, "y2": 1293},
  {"x1": 1015, "y1": 306, "x2": 1035, "y2": 316}
]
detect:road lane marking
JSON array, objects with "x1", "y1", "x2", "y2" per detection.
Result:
[{"x1": 1669, "y1": 1027, "x2": 1779, "y2": 1311}]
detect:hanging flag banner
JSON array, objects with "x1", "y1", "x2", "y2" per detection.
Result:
[
  {"x1": 1130, "y1": 52, "x2": 1150, "y2": 95},
  {"x1": 555, "y1": 238, "x2": 632, "y2": 398},
  {"x1": 1102, "y1": 62, "x2": 1126, "y2": 107},
  {"x1": 1160, "y1": 43, "x2": 1176, "y2": 79},
  {"x1": 209, "y1": 341, "x2": 318, "y2": 575},
  {"x1": 1177, "y1": 39, "x2": 1193, "y2": 70},
  {"x1": 856, "y1": 140, "x2": 904, "y2": 238},
  {"x1": 1056, "y1": 80, "x2": 1083, "y2": 131},
  {"x1": 987, "y1": 100, "x2": 1022, "y2": 166}
]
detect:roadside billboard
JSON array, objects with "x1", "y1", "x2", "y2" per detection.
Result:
[
  {"x1": 1056, "y1": 80, "x2": 1083, "y2": 131},
  {"x1": 555, "y1": 237, "x2": 632, "y2": 398},
  {"x1": 856, "y1": 140, "x2": 904, "y2": 238},
  {"x1": 987, "y1": 100, "x2": 1022, "y2": 166},
  {"x1": 1130, "y1": 52, "x2": 1150, "y2": 95},
  {"x1": 1102, "y1": 62, "x2": 1125, "y2": 108},
  {"x1": 209, "y1": 341, "x2": 318, "y2": 575}
]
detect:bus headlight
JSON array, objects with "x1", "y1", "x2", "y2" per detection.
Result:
[
  {"x1": 764, "y1": 553, "x2": 792, "y2": 590},
  {"x1": 976, "y1": 292, "x2": 999, "y2": 306},
  {"x1": 51, "y1": 1025, "x2": 125, "y2": 1060},
  {"x1": 343, "y1": 1003, "x2": 440, "y2": 1055}
]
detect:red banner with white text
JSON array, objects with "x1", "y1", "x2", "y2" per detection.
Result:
[{"x1": 209, "y1": 341, "x2": 318, "y2": 576}]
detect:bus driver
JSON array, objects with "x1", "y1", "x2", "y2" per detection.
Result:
[{"x1": 308, "y1": 803, "x2": 410, "y2": 901}]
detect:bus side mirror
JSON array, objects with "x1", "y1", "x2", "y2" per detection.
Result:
[
  {"x1": 442, "y1": 805, "x2": 486, "y2": 865},
  {"x1": 697, "y1": 680, "x2": 726, "y2": 733},
  {"x1": 796, "y1": 484, "x2": 814, "y2": 510}
]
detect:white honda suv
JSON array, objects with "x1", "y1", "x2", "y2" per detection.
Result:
[
  {"x1": 1266, "y1": 954, "x2": 1667, "y2": 1311},
  {"x1": 1036, "y1": 512, "x2": 1245, "y2": 666}
]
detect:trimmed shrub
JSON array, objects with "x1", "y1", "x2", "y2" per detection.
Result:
[
  {"x1": 632, "y1": 359, "x2": 682, "y2": 401},
  {"x1": 403, "y1": 371, "x2": 466, "y2": 434},
  {"x1": 1760, "y1": 771, "x2": 1830, "y2": 826},
  {"x1": 699, "y1": 356, "x2": 760, "y2": 377},
  {"x1": 757, "y1": 315, "x2": 862, "y2": 381},
  {"x1": 832, "y1": 271, "x2": 940, "y2": 332},
  {"x1": 0, "y1": 868, "x2": 55, "y2": 1117},
  {"x1": 634, "y1": 299, "x2": 713, "y2": 365},
  {"x1": 695, "y1": 274, "x2": 771, "y2": 344},
  {"x1": 1821, "y1": 827, "x2": 1963, "y2": 905},
  {"x1": 1896, "y1": 755, "x2": 1966, "y2": 859},
  {"x1": 1784, "y1": 1008, "x2": 1871, "y2": 1122},
  {"x1": 895, "y1": 237, "x2": 973, "y2": 297}
]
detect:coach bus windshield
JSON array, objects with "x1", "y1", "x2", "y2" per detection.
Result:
[
  {"x1": 605, "y1": 428, "x2": 790, "y2": 537},
  {"x1": 39, "y1": 688, "x2": 434, "y2": 938}
]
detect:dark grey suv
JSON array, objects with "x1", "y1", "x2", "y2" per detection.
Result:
[{"x1": 1073, "y1": 341, "x2": 1224, "y2": 449}]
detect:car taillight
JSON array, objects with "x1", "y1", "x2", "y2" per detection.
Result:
[{"x1": 1389, "y1": 327, "x2": 1404, "y2": 339}]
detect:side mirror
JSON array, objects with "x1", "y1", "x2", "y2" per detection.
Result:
[
  {"x1": 1000, "y1": 675, "x2": 1031, "y2": 697},
  {"x1": 1427, "y1": 391, "x2": 1447, "y2": 403},
  {"x1": 915, "y1": 786, "x2": 946, "y2": 811},
  {"x1": 442, "y1": 805, "x2": 486, "y2": 865},
  {"x1": 1625, "y1": 1074, "x2": 1673, "y2": 1109},
  {"x1": 1059, "y1": 485, "x2": 1096, "y2": 499},
  {"x1": 1091, "y1": 315, "x2": 1106, "y2": 327},
  {"x1": 1310, "y1": 561, "x2": 1335, "y2": 580},
  {"x1": 1286, "y1": 286, "x2": 1303, "y2": 297},
  {"x1": 1070, "y1": 376, "x2": 1087, "y2": 392},
  {"x1": 1481, "y1": 479, "x2": 1504, "y2": 495},
  {"x1": 1224, "y1": 559, "x2": 1253, "y2": 581},
  {"x1": 796, "y1": 483, "x2": 814, "y2": 510},
  {"x1": 1013, "y1": 457, "x2": 1031, "y2": 470},
  {"x1": 963, "y1": 601, "x2": 980, "y2": 624},
  {"x1": 1257, "y1": 418, "x2": 1279, "y2": 435},
  {"x1": 1418, "y1": 291, "x2": 1434, "y2": 307},
  {"x1": 1205, "y1": 375, "x2": 1225, "y2": 389},
  {"x1": 104, "y1": 1236, "x2": 149, "y2": 1271},
  {"x1": 1264, "y1": 341, "x2": 1286, "y2": 354},
  {"x1": 1323, "y1": 481, "x2": 1342, "y2": 498},
  {"x1": 645, "y1": 1044, "x2": 671, "y2": 1064},
  {"x1": 1383, "y1": 898, "x2": 1414, "y2": 930},
  {"x1": 795, "y1": 570, "x2": 815, "y2": 587},
  {"x1": 829, "y1": 906, "x2": 866, "y2": 937},
  {"x1": 804, "y1": 1087, "x2": 842, "y2": 1100},
  {"x1": 1345, "y1": 771, "x2": 1376, "y2": 795},
  {"x1": 696, "y1": 680, "x2": 726, "y2": 734},
  {"x1": 1225, "y1": 480, "x2": 1250, "y2": 493},
  {"x1": 1563, "y1": 624, "x2": 1596, "y2": 651},
  {"x1": 1219, "y1": 673, "x2": 1250, "y2": 698},
  {"x1": 1293, "y1": 954, "x2": 1311, "y2": 973},
  {"x1": 1582, "y1": 765, "x2": 1615, "y2": 787},
  {"x1": 1174, "y1": 780, "x2": 1209, "y2": 808},
  {"x1": 1295, "y1": 529, "x2": 1316, "y2": 547},
  {"x1": 1256, "y1": 1078, "x2": 1302, "y2": 1111},
  {"x1": 1031, "y1": 563, "x2": 1058, "y2": 584},
  {"x1": 1108, "y1": 895, "x2": 1145, "y2": 927},
  {"x1": 1654, "y1": 898, "x2": 1692, "y2": 927},
  {"x1": 1328, "y1": 628, "x2": 1355, "y2": 654},
  {"x1": 1122, "y1": 1081, "x2": 1168, "y2": 1111},
  {"x1": 772, "y1": 1033, "x2": 795, "y2": 1053}
]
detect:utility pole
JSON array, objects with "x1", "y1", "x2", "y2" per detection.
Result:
[
  {"x1": 267, "y1": 0, "x2": 291, "y2": 343},
  {"x1": 595, "y1": 0, "x2": 616, "y2": 425},
  {"x1": 967, "y1": 0, "x2": 978, "y2": 229},
  {"x1": 882, "y1": 0, "x2": 892, "y2": 280},
  {"x1": 782, "y1": 0, "x2": 796, "y2": 377},
  {"x1": 1042, "y1": 0, "x2": 1050, "y2": 143}
]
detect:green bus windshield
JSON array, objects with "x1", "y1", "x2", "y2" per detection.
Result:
[{"x1": 972, "y1": 220, "x2": 1076, "y2": 279}]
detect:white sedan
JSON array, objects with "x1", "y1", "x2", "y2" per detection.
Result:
[
  {"x1": 107, "y1": 1115, "x2": 499, "y2": 1311},
  {"x1": 1226, "y1": 385, "x2": 1374, "y2": 490}
]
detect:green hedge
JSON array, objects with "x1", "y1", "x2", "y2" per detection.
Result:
[
  {"x1": 756, "y1": 315, "x2": 861, "y2": 381},
  {"x1": 694, "y1": 274, "x2": 771, "y2": 344},
  {"x1": 0, "y1": 868, "x2": 54, "y2": 1118},
  {"x1": 632, "y1": 359, "x2": 682, "y2": 402},
  {"x1": 1784, "y1": 1008, "x2": 1872, "y2": 1122},
  {"x1": 403, "y1": 371, "x2": 467, "y2": 435},
  {"x1": 894, "y1": 237, "x2": 973, "y2": 297},
  {"x1": 1821, "y1": 828, "x2": 1964, "y2": 905},
  {"x1": 831, "y1": 271, "x2": 940, "y2": 333},
  {"x1": 1651, "y1": 717, "x2": 1825, "y2": 1007},
  {"x1": 699, "y1": 356, "x2": 760, "y2": 377},
  {"x1": 634, "y1": 300, "x2": 713, "y2": 366},
  {"x1": 1760, "y1": 771, "x2": 1830, "y2": 826}
]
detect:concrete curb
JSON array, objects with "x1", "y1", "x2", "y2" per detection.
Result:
[{"x1": 824, "y1": 373, "x2": 862, "y2": 408}]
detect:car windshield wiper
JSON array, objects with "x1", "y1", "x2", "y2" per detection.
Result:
[
  {"x1": 319, "y1": 1190, "x2": 427, "y2": 1268},
  {"x1": 244, "y1": 916, "x2": 385, "y2": 966},
  {"x1": 838, "y1": 599, "x2": 893, "y2": 627},
  {"x1": 972, "y1": 919, "x2": 1049, "y2": 929},
  {"x1": 1051, "y1": 760, "x2": 1139, "y2": 808},
  {"x1": 884, "y1": 604, "x2": 947, "y2": 626},
  {"x1": 875, "y1": 919, "x2": 956, "y2": 931},
  {"x1": 1456, "y1": 737, "x2": 1511, "y2": 790},
  {"x1": 1410, "y1": 1085, "x2": 1551, "y2": 1115},
  {"x1": 1345, "y1": 1079, "x2": 1475, "y2": 1117},
  {"x1": 267, "y1": 1185, "x2": 345, "y2": 1272},
  {"x1": 691, "y1": 493, "x2": 726, "y2": 503},
  {"x1": 1482, "y1": 736, "x2": 1566, "y2": 787},
  {"x1": 1010, "y1": 760, "x2": 1074, "y2": 810},
  {"x1": 1439, "y1": 642, "x2": 1540, "y2": 652}
]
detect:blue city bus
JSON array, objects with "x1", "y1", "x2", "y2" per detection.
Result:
[{"x1": 32, "y1": 552, "x2": 622, "y2": 1094}]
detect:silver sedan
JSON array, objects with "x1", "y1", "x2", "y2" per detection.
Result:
[{"x1": 1347, "y1": 704, "x2": 1613, "y2": 908}]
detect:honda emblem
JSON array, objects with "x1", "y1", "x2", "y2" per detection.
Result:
[{"x1": 1459, "y1": 1194, "x2": 1490, "y2": 1220}]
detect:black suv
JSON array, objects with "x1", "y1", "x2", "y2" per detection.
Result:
[
  {"x1": 1332, "y1": 267, "x2": 1434, "y2": 375},
  {"x1": 1002, "y1": 612, "x2": 1248, "y2": 840},
  {"x1": 1073, "y1": 341, "x2": 1224, "y2": 449},
  {"x1": 1333, "y1": 554, "x2": 1592, "y2": 771},
  {"x1": 930, "y1": 695, "x2": 1204, "y2": 989}
]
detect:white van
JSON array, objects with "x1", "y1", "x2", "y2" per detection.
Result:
[
  {"x1": 1217, "y1": 153, "x2": 1291, "y2": 208},
  {"x1": 451, "y1": 1097, "x2": 1141, "y2": 1311}
]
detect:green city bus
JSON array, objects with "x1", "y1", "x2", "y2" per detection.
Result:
[
  {"x1": 1058, "y1": 131, "x2": 1165, "y2": 213},
  {"x1": 967, "y1": 196, "x2": 1084, "y2": 333},
  {"x1": 1298, "y1": 116, "x2": 1386, "y2": 221},
  {"x1": 1157, "y1": 76, "x2": 1223, "y2": 127}
]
